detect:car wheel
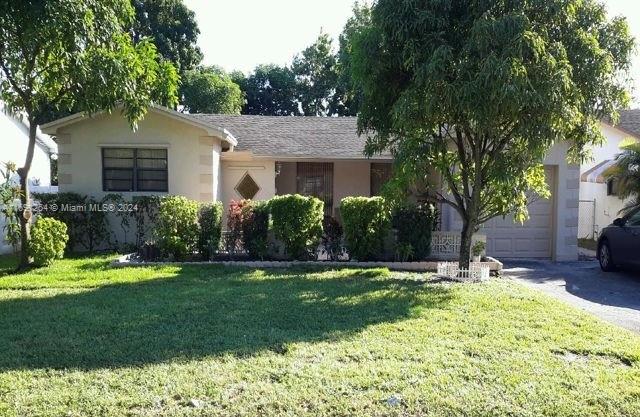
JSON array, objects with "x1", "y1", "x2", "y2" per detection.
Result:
[{"x1": 598, "y1": 240, "x2": 618, "y2": 272}]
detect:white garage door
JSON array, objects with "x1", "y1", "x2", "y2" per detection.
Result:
[{"x1": 481, "y1": 166, "x2": 555, "y2": 258}]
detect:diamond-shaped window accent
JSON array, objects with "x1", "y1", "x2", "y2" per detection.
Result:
[{"x1": 235, "y1": 172, "x2": 260, "y2": 200}]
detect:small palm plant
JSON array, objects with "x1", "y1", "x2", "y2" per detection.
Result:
[{"x1": 605, "y1": 139, "x2": 640, "y2": 215}]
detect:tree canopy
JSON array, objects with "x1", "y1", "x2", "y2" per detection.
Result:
[
  {"x1": 131, "y1": 0, "x2": 202, "y2": 74},
  {"x1": 0, "y1": 0, "x2": 179, "y2": 266},
  {"x1": 331, "y1": 2, "x2": 371, "y2": 117},
  {"x1": 233, "y1": 65, "x2": 300, "y2": 116},
  {"x1": 352, "y1": 0, "x2": 634, "y2": 265},
  {"x1": 181, "y1": 66, "x2": 243, "y2": 114},
  {"x1": 292, "y1": 32, "x2": 339, "y2": 116}
]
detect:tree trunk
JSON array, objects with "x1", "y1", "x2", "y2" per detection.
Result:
[
  {"x1": 459, "y1": 217, "x2": 476, "y2": 269},
  {"x1": 17, "y1": 119, "x2": 38, "y2": 269},
  {"x1": 17, "y1": 172, "x2": 31, "y2": 267}
]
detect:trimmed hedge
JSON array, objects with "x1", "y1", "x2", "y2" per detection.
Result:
[
  {"x1": 392, "y1": 203, "x2": 436, "y2": 260},
  {"x1": 33, "y1": 192, "x2": 109, "y2": 252},
  {"x1": 198, "y1": 202, "x2": 223, "y2": 260},
  {"x1": 29, "y1": 217, "x2": 68, "y2": 266},
  {"x1": 242, "y1": 201, "x2": 270, "y2": 260},
  {"x1": 269, "y1": 195, "x2": 324, "y2": 260},
  {"x1": 341, "y1": 196, "x2": 390, "y2": 261},
  {"x1": 155, "y1": 196, "x2": 200, "y2": 261}
]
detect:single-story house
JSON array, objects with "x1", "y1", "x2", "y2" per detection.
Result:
[
  {"x1": 1, "y1": 102, "x2": 58, "y2": 254},
  {"x1": 41, "y1": 105, "x2": 579, "y2": 261},
  {"x1": 579, "y1": 113, "x2": 640, "y2": 239}
]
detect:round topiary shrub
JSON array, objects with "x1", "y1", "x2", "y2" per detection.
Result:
[
  {"x1": 269, "y1": 194, "x2": 324, "y2": 260},
  {"x1": 155, "y1": 196, "x2": 200, "y2": 260},
  {"x1": 29, "y1": 217, "x2": 69, "y2": 266},
  {"x1": 340, "y1": 196, "x2": 390, "y2": 261}
]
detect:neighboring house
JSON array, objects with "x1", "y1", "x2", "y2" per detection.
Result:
[
  {"x1": 1, "y1": 102, "x2": 58, "y2": 254},
  {"x1": 579, "y1": 112, "x2": 640, "y2": 240},
  {"x1": 41, "y1": 105, "x2": 579, "y2": 261}
]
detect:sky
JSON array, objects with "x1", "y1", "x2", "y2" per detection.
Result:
[{"x1": 184, "y1": 0, "x2": 640, "y2": 106}]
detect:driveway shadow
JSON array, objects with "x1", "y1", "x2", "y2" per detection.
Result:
[
  {"x1": 0, "y1": 266, "x2": 451, "y2": 370},
  {"x1": 503, "y1": 260, "x2": 640, "y2": 313}
]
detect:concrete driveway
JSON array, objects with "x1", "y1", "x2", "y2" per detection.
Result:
[{"x1": 502, "y1": 260, "x2": 640, "y2": 333}]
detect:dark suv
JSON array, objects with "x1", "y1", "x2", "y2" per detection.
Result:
[{"x1": 597, "y1": 207, "x2": 640, "y2": 271}]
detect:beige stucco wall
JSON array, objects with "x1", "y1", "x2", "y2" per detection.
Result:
[
  {"x1": 54, "y1": 110, "x2": 224, "y2": 202},
  {"x1": 333, "y1": 161, "x2": 372, "y2": 206},
  {"x1": 544, "y1": 142, "x2": 580, "y2": 261},
  {"x1": 274, "y1": 160, "x2": 373, "y2": 204},
  {"x1": 220, "y1": 159, "x2": 276, "y2": 209}
]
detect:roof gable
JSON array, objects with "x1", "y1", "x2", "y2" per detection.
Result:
[{"x1": 40, "y1": 104, "x2": 237, "y2": 146}]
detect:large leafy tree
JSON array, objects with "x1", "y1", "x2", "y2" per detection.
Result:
[
  {"x1": 181, "y1": 66, "x2": 243, "y2": 114},
  {"x1": 234, "y1": 65, "x2": 300, "y2": 116},
  {"x1": 606, "y1": 140, "x2": 640, "y2": 214},
  {"x1": 131, "y1": 0, "x2": 202, "y2": 74},
  {"x1": 352, "y1": 0, "x2": 633, "y2": 266},
  {"x1": 0, "y1": 0, "x2": 179, "y2": 267},
  {"x1": 292, "y1": 32, "x2": 339, "y2": 116},
  {"x1": 332, "y1": 2, "x2": 371, "y2": 116}
]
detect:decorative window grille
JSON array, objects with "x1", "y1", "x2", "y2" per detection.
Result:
[
  {"x1": 235, "y1": 172, "x2": 260, "y2": 200},
  {"x1": 296, "y1": 162, "x2": 334, "y2": 215},
  {"x1": 370, "y1": 163, "x2": 393, "y2": 196}
]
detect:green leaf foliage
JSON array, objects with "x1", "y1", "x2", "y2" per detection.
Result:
[
  {"x1": 269, "y1": 195, "x2": 324, "y2": 260},
  {"x1": 340, "y1": 197, "x2": 390, "y2": 261},
  {"x1": 32, "y1": 193, "x2": 111, "y2": 253},
  {"x1": 332, "y1": 2, "x2": 371, "y2": 116},
  {"x1": 392, "y1": 203, "x2": 436, "y2": 261},
  {"x1": 181, "y1": 66, "x2": 244, "y2": 114},
  {"x1": 155, "y1": 196, "x2": 199, "y2": 261},
  {"x1": 197, "y1": 202, "x2": 223, "y2": 261},
  {"x1": 131, "y1": 0, "x2": 203, "y2": 74},
  {"x1": 241, "y1": 201, "x2": 271, "y2": 261},
  {"x1": 292, "y1": 32, "x2": 339, "y2": 116},
  {"x1": 351, "y1": 0, "x2": 633, "y2": 264},
  {"x1": 0, "y1": 0, "x2": 179, "y2": 126},
  {"x1": 233, "y1": 65, "x2": 300, "y2": 116},
  {"x1": 28, "y1": 217, "x2": 68, "y2": 266}
]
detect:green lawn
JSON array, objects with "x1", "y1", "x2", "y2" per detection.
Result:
[{"x1": 0, "y1": 255, "x2": 639, "y2": 417}]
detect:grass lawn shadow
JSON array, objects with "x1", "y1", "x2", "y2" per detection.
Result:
[{"x1": 0, "y1": 266, "x2": 451, "y2": 370}]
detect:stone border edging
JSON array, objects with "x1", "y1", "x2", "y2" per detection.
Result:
[{"x1": 110, "y1": 255, "x2": 503, "y2": 273}]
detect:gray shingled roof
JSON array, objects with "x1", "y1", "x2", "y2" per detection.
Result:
[
  {"x1": 616, "y1": 109, "x2": 640, "y2": 138},
  {"x1": 188, "y1": 114, "x2": 392, "y2": 159}
]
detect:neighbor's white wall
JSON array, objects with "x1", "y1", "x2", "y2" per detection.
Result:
[
  {"x1": 582, "y1": 123, "x2": 630, "y2": 174},
  {"x1": 580, "y1": 182, "x2": 626, "y2": 236},
  {"x1": 578, "y1": 122, "x2": 637, "y2": 237},
  {"x1": 0, "y1": 111, "x2": 52, "y2": 185},
  {"x1": 1, "y1": 110, "x2": 54, "y2": 254},
  {"x1": 54, "y1": 110, "x2": 223, "y2": 202}
]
